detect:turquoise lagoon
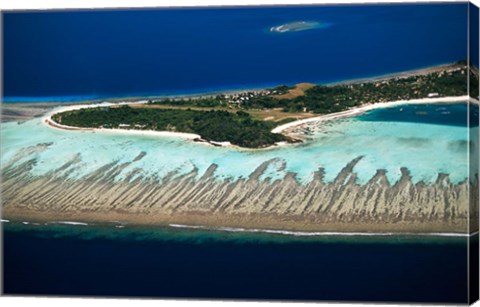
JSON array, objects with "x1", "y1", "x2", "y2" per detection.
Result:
[{"x1": 1, "y1": 102, "x2": 475, "y2": 185}]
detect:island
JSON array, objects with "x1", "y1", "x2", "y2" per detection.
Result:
[
  {"x1": 52, "y1": 108, "x2": 291, "y2": 148},
  {"x1": 269, "y1": 21, "x2": 324, "y2": 33},
  {"x1": 48, "y1": 61, "x2": 476, "y2": 149}
]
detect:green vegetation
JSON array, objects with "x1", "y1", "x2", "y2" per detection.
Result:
[
  {"x1": 282, "y1": 68, "x2": 468, "y2": 113},
  {"x1": 52, "y1": 106, "x2": 287, "y2": 148},
  {"x1": 147, "y1": 85, "x2": 294, "y2": 109},
  {"x1": 470, "y1": 66, "x2": 479, "y2": 99},
  {"x1": 148, "y1": 96, "x2": 224, "y2": 108},
  {"x1": 148, "y1": 64, "x2": 471, "y2": 115}
]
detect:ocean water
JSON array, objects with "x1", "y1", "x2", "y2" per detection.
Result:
[
  {"x1": 3, "y1": 3, "x2": 468, "y2": 102},
  {"x1": 2, "y1": 222, "x2": 470, "y2": 303},
  {"x1": 0, "y1": 103, "x2": 474, "y2": 185}
]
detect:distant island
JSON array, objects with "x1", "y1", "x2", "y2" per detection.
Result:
[
  {"x1": 270, "y1": 21, "x2": 324, "y2": 33},
  {"x1": 49, "y1": 61, "x2": 477, "y2": 149}
]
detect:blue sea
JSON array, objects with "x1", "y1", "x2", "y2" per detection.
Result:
[
  {"x1": 3, "y1": 3, "x2": 469, "y2": 102},
  {"x1": 1, "y1": 222, "x2": 472, "y2": 303},
  {"x1": 1, "y1": 3, "x2": 477, "y2": 303}
]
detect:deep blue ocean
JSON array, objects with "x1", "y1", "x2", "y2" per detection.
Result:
[
  {"x1": 3, "y1": 3, "x2": 469, "y2": 102},
  {"x1": 2, "y1": 223, "x2": 472, "y2": 303}
]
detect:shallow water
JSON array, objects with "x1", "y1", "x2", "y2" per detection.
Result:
[{"x1": 0, "y1": 102, "x2": 474, "y2": 185}]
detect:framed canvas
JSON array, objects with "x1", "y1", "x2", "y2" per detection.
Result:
[{"x1": 1, "y1": 1, "x2": 479, "y2": 304}]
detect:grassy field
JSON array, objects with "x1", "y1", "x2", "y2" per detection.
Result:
[
  {"x1": 272, "y1": 83, "x2": 315, "y2": 100},
  {"x1": 247, "y1": 108, "x2": 314, "y2": 122}
]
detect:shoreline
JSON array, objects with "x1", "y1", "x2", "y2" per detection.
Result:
[
  {"x1": 326, "y1": 62, "x2": 460, "y2": 86},
  {"x1": 43, "y1": 101, "x2": 201, "y2": 140},
  {"x1": 0, "y1": 218, "x2": 475, "y2": 238},
  {"x1": 3, "y1": 85, "x2": 274, "y2": 106},
  {"x1": 0, "y1": 209, "x2": 472, "y2": 236},
  {"x1": 167, "y1": 224, "x2": 474, "y2": 238},
  {"x1": 272, "y1": 95, "x2": 474, "y2": 134}
]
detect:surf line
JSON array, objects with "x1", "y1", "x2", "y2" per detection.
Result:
[{"x1": 168, "y1": 224, "x2": 470, "y2": 237}]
